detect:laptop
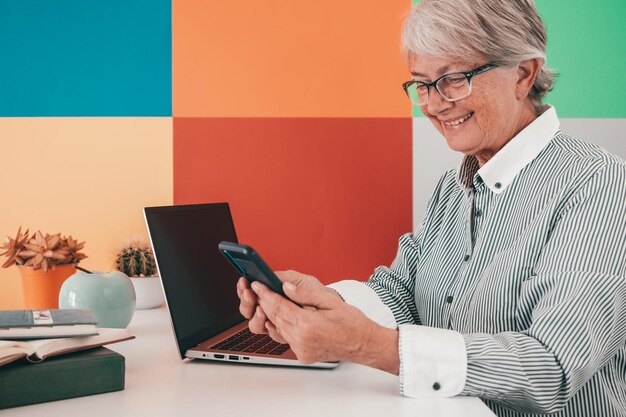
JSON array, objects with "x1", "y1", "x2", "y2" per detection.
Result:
[{"x1": 144, "y1": 203, "x2": 338, "y2": 369}]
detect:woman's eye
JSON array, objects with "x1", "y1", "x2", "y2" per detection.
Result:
[{"x1": 444, "y1": 75, "x2": 466, "y2": 85}]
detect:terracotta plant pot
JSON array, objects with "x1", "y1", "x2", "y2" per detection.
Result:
[{"x1": 19, "y1": 264, "x2": 77, "y2": 309}]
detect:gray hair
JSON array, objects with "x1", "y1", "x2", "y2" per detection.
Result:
[{"x1": 402, "y1": 0, "x2": 556, "y2": 111}]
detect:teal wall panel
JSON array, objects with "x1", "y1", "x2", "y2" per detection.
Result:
[{"x1": 0, "y1": 0, "x2": 171, "y2": 117}]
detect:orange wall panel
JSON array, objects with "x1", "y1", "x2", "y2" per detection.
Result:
[
  {"x1": 173, "y1": 1, "x2": 412, "y2": 117},
  {"x1": 174, "y1": 118, "x2": 412, "y2": 284}
]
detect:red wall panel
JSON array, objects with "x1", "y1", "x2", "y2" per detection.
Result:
[{"x1": 174, "y1": 118, "x2": 412, "y2": 284}]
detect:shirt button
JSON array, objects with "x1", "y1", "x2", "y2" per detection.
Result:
[
  {"x1": 446, "y1": 295, "x2": 453, "y2": 303},
  {"x1": 463, "y1": 254, "x2": 470, "y2": 262},
  {"x1": 475, "y1": 209, "x2": 482, "y2": 217},
  {"x1": 494, "y1": 182, "x2": 502, "y2": 189},
  {"x1": 433, "y1": 382, "x2": 441, "y2": 391}
]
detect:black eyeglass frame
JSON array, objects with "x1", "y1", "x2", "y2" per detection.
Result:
[{"x1": 402, "y1": 63, "x2": 498, "y2": 105}]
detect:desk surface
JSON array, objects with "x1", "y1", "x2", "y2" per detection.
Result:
[{"x1": 8, "y1": 307, "x2": 496, "y2": 417}]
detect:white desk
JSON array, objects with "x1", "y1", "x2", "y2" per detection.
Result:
[{"x1": 6, "y1": 307, "x2": 496, "y2": 417}]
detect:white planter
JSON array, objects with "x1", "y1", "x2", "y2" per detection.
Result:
[{"x1": 130, "y1": 276, "x2": 164, "y2": 310}]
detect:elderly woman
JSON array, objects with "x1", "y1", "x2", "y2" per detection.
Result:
[{"x1": 237, "y1": 1, "x2": 626, "y2": 416}]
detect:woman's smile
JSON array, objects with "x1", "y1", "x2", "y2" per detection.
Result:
[{"x1": 440, "y1": 112, "x2": 474, "y2": 129}]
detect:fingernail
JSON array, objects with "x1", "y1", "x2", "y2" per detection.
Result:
[
  {"x1": 284, "y1": 282, "x2": 296, "y2": 292},
  {"x1": 251, "y1": 281, "x2": 260, "y2": 292}
]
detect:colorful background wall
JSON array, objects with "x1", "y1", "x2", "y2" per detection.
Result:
[{"x1": 1, "y1": 1, "x2": 624, "y2": 308}]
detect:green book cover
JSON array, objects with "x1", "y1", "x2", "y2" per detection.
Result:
[{"x1": 0, "y1": 347, "x2": 125, "y2": 409}]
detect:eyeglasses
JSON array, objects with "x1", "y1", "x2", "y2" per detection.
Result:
[{"x1": 402, "y1": 63, "x2": 498, "y2": 106}]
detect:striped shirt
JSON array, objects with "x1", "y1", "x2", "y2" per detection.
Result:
[{"x1": 330, "y1": 107, "x2": 626, "y2": 416}]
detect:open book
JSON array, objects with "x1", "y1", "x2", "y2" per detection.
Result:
[{"x1": 0, "y1": 328, "x2": 134, "y2": 367}]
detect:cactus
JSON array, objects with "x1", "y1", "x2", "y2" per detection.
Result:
[{"x1": 114, "y1": 239, "x2": 157, "y2": 277}]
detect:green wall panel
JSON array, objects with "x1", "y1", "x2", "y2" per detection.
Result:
[
  {"x1": 539, "y1": 0, "x2": 626, "y2": 117},
  {"x1": 410, "y1": 0, "x2": 626, "y2": 118}
]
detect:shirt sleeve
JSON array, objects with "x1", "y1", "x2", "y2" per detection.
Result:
[
  {"x1": 329, "y1": 275, "x2": 470, "y2": 400},
  {"x1": 460, "y1": 163, "x2": 626, "y2": 414},
  {"x1": 362, "y1": 172, "x2": 453, "y2": 326},
  {"x1": 327, "y1": 280, "x2": 397, "y2": 329},
  {"x1": 399, "y1": 325, "x2": 467, "y2": 398},
  {"x1": 330, "y1": 172, "x2": 469, "y2": 399}
]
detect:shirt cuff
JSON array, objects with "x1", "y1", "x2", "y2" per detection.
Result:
[
  {"x1": 327, "y1": 280, "x2": 397, "y2": 329},
  {"x1": 399, "y1": 324, "x2": 467, "y2": 398}
]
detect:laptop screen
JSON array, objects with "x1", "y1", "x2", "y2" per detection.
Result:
[{"x1": 144, "y1": 203, "x2": 244, "y2": 358}]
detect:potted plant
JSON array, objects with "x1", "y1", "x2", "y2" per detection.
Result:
[
  {"x1": 113, "y1": 239, "x2": 163, "y2": 309},
  {"x1": 1, "y1": 226, "x2": 87, "y2": 308}
]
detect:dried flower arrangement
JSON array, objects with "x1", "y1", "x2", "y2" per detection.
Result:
[
  {"x1": 0, "y1": 226, "x2": 87, "y2": 272},
  {"x1": 114, "y1": 239, "x2": 157, "y2": 277}
]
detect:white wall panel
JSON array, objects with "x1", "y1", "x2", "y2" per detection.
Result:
[{"x1": 412, "y1": 117, "x2": 626, "y2": 229}]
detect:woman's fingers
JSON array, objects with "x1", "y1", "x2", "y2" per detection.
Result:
[
  {"x1": 237, "y1": 277, "x2": 259, "y2": 319},
  {"x1": 265, "y1": 321, "x2": 288, "y2": 344},
  {"x1": 236, "y1": 277, "x2": 244, "y2": 297},
  {"x1": 248, "y1": 306, "x2": 269, "y2": 334}
]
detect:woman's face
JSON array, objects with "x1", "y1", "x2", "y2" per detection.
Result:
[{"x1": 409, "y1": 53, "x2": 531, "y2": 163}]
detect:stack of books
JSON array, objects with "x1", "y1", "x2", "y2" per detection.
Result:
[{"x1": 0, "y1": 309, "x2": 134, "y2": 409}]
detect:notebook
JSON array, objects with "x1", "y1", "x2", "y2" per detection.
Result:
[
  {"x1": 0, "y1": 309, "x2": 97, "y2": 340},
  {"x1": 144, "y1": 203, "x2": 338, "y2": 369}
]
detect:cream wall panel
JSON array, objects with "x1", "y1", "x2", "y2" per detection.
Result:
[{"x1": 0, "y1": 118, "x2": 173, "y2": 308}]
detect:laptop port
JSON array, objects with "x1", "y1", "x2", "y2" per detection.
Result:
[
  {"x1": 229, "y1": 355, "x2": 239, "y2": 361},
  {"x1": 242, "y1": 357, "x2": 250, "y2": 360},
  {"x1": 214, "y1": 354, "x2": 224, "y2": 359}
]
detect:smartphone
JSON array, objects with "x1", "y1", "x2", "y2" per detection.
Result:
[{"x1": 218, "y1": 241, "x2": 286, "y2": 297}]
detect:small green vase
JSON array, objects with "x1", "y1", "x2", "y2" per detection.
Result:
[{"x1": 59, "y1": 271, "x2": 136, "y2": 328}]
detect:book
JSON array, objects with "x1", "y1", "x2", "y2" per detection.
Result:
[
  {"x1": 0, "y1": 347, "x2": 125, "y2": 409},
  {"x1": 0, "y1": 309, "x2": 98, "y2": 340},
  {"x1": 0, "y1": 327, "x2": 134, "y2": 367}
]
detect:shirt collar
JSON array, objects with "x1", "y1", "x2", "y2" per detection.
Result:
[{"x1": 456, "y1": 105, "x2": 560, "y2": 194}]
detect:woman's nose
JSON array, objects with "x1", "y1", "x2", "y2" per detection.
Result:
[{"x1": 424, "y1": 88, "x2": 454, "y2": 115}]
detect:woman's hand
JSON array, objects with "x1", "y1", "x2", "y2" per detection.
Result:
[
  {"x1": 237, "y1": 271, "x2": 343, "y2": 344},
  {"x1": 251, "y1": 270, "x2": 399, "y2": 374},
  {"x1": 236, "y1": 277, "x2": 281, "y2": 340}
]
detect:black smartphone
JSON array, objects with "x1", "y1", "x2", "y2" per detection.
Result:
[{"x1": 218, "y1": 241, "x2": 286, "y2": 297}]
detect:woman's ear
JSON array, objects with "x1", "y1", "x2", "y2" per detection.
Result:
[{"x1": 515, "y1": 58, "x2": 542, "y2": 101}]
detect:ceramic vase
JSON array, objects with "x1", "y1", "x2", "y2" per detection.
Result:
[{"x1": 59, "y1": 271, "x2": 136, "y2": 328}]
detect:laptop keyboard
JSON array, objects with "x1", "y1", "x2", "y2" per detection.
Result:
[{"x1": 211, "y1": 328, "x2": 290, "y2": 356}]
